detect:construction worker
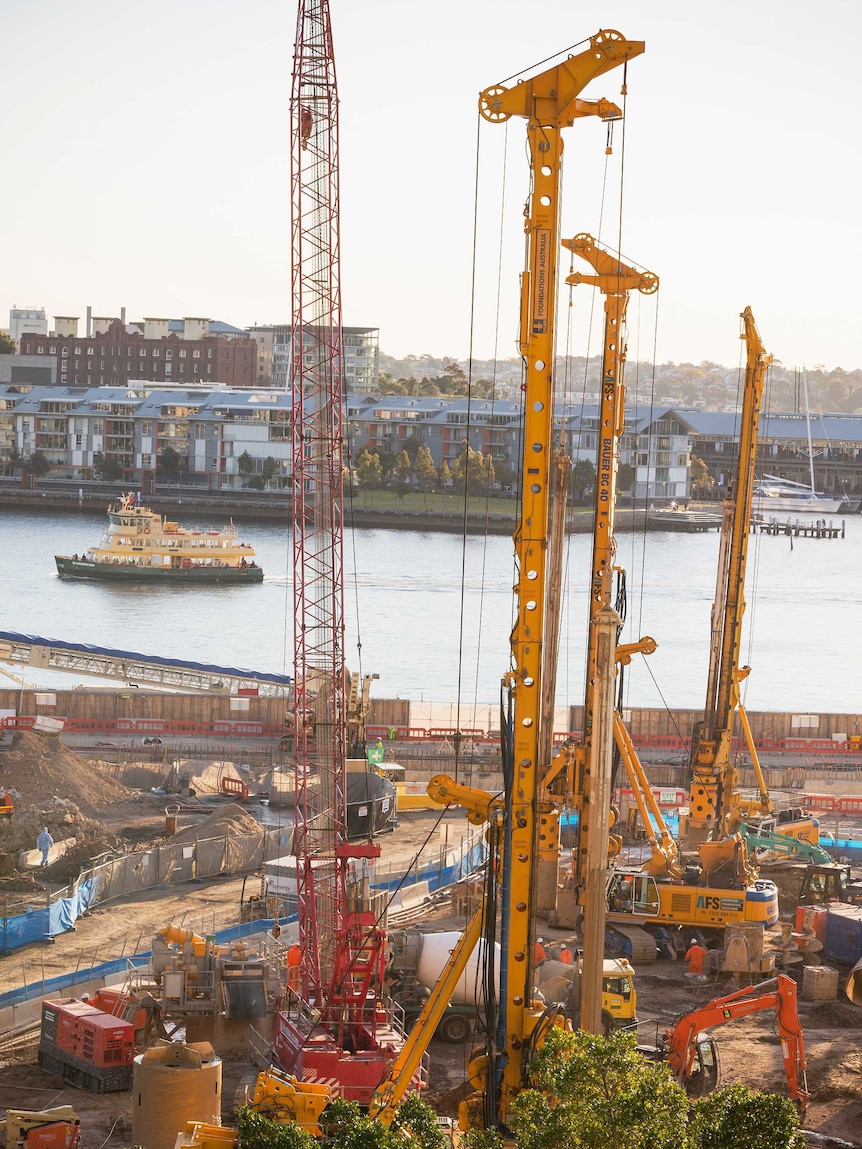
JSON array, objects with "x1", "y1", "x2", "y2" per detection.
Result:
[
  {"x1": 559, "y1": 944, "x2": 573, "y2": 965},
  {"x1": 287, "y1": 942, "x2": 301, "y2": 991},
  {"x1": 684, "y1": 938, "x2": 708, "y2": 977},
  {"x1": 533, "y1": 937, "x2": 547, "y2": 966},
  {"x1": 37, "y1": 827, "x2": 54, "y2": 867}
]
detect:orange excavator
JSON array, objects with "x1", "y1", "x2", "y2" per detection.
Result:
[{"x1": 644, "y1": 974, "x2": 809, "y2": 1114}]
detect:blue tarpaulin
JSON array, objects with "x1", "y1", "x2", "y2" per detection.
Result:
[{"x1": 1, "y1": 880, "x2": 96, "y2": 954}]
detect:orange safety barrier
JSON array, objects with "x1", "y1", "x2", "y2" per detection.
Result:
[
  {"x1": 100, "y1": 718, "x2": 137, "y2": 732},
  {"x1": 2, "y1": 716, "x2": 35, "y2": 729},
  {"x1": 779, "y1": 738, "x2": 809, "y2": 752},
  {"x1": 166, "y1": 721, "x2": 201, "y2": 734},
  {"x1": 836, "y1": 796, "x2": 862, "y2": 815},
  {"x1": 755, "y1": 739, "x2": 777, "y2": 751},
  {"x1": 804, "y1": 794, "x2": 837, "y2": 812},
  {"x1": 63, "y1": 718, "x2": 99, "y2": 732},
  {"x1": 135, "y1": 720, "x2": 167, "y2": 733},
  {"x1": 234, "y1": 722, "x2": 264, "y2": 735}
]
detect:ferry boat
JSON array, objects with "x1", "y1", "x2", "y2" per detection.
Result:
[{"x1": 55, "y1": 494, "x2": 264, "y2": 583}]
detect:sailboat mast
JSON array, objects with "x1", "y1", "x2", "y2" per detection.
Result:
[{"x1": 803, "y1": 368, "x2": 816, "y2": 495}]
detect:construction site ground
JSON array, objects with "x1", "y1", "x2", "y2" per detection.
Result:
[{"x1": 0, "y1": 742, "x2": 860, "y2": 1146}]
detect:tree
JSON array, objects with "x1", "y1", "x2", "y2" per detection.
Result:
[
  {"x1": 394, "y1": 449, "x2": 413, "y2": 484},
  {"x1": 319, "y1": 1096, "x2": 447, "y2": 1149},
  {"x1": 92, "y1": 451, "x2": 122, "y2": 481},
  {"x1": 415, "y1": 446, "x2": 438, "y2": 498},
  {"x1": 571, "y1": 459, "x2": 596, "y2": 502},
  {"x1": 27, "y1": 451, "x2": 51, "y2": 478},
  {"x1": 690, "y1": 454, "x2": 714, "y2": 498},
  {"x1": 451, "y1": 444, "x2": 485, "y2": 495},
  {"x1": 356, "y1": 448, "x2": 384, "y2": 501},
  {"x1": 511, "y1": 1028, "x2": 689, "y2": 1149},
  {"x1": 261, "y1": 456, "x2": 280, "y2": 486},
  {"x1": 237, "y1": 1106, "x2": 314, "y2": 1149},
  {"x1": 616, "y1": 462, "x2": 636, "y2": 495},
  {"x1": 439, "y1": 460, "x2": 452, "y2": 488},
  {"x1": 0, "y1": 332, "x2": 16, "y2": 355},
  {"x1": 157, "y1": 445, "x2": 186, "y2": 480},
  {"x1": 238, "y1": 450, "x2": 256, "y2": 479},
  {"x1": 689, "y1": 1084, "x2": 804, "y2": 1149}
]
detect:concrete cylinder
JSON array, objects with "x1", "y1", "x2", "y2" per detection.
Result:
[{"x1": 131, "y1": 1043, "x2": 222, "y2": 1149}]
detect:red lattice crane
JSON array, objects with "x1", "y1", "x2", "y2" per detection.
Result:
[{"x1": 270, "y1": 0, "x2": 406, "y2": 1101}]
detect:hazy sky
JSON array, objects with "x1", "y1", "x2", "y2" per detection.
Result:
[{"x1": 3, "y1": 0, "x2": 861, "y2": 370}]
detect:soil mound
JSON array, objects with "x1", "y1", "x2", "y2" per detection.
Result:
[
  {"x1": 171, "y1": 802, "x2": 262, "y2": 844},
  {"x1": 0, "y1": 731, "x2": 130, "y2": 815}
]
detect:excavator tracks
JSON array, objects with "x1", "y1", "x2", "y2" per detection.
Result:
[{"x1": 606, "y1": 925, "x2": 657, "y2": 965}]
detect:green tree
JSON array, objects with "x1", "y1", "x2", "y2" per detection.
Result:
[
  {"x1": 92, "y1": 451, "x2": 122, "y2": 481},
  {"x1": 481, "y1": 453, "x2": 496, "y2": 492},
  {"x1": 451, "y1": 444, "x2": 485, "y2": 495},
  {"x1": 438, "y1": 359, "x2": 469, "y2": 396},
  {"x1": 237, "y1": 1106, "x2": 314, "y2": 1149},
  {"x1": 403, "y1": 435, "x2": 423, "y2": 464},
  {"x1": 27, "y1": 451, "x2": 51, "y2": 478},
  {"x1": 157, "y1": 445, "x2": 186, "y2": 480},
  {"x1": 356, "y1": 448, "x2": 383, "y2": 502},
  {"x1": 415, "y1": 446, "x2": 438, "y2": 497},
  {"x1": 439, "y1": 460, "x2": 453, "y2": 489},
  {"x1": 690, "y1": 455, "x2": 714, "y2": 498},
  {"x1": 320, "y1": 1096, "x2": 446, "y2": 1149},
  {"x1": 238, "y1": 450, "x2": 256, "y2": 479},
  {"x1": 0, "y1": 332, "x2": 16, "y2": 354},
  {"x1": 616, "y1": 462, "x2": 636, "y2": 495},
  {"x1": 689, "y1": 1084, "x2": 804, "y2": 1149},
  {"x1": 261, "y1": 456, "x2": 280, "y2": 486},
  {"x1": 511, "y1": 1029, "x2": 689, "y2": 1149},
  {"x1": 571, "y1": 459, "x2": 596, "y2": 502},
  {"x1": 394, "y1": 449, "x2": 413, "y2": 484}
]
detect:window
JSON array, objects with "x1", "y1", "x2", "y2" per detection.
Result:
[
  {"x1": 195, "y1": 424, "x2": 206, "y2": 439},
  {"x1": 25, "y1": 344, "x2": 32, "y2": 353},
  {"x1": 207, "y1": 349, "x2": 213, "y2": 359},
  {"x1": 49, "y1": 345, "x2": 56, "y2": 354},
  {"x1": 192, "y1": 350, "x2": 201, "y2": 358},
  {"x1": 142, "y1": 454, "x2": 152, "y2": 468},
  {"x1": 166, "y1": 350, "x2": 173, "y2": 360},
  {"x1": 93, "y1": 419, "x2": 104, "y2": 433},
  {"x1": 87, "y1": 347, "x2": 94, "y2": 355},
  {"x1": 207, "y1": 365, "x2": 212, "y2": 376},
  {"x1": 74, "y1": 347, "x2": 81, "y2": 355},
  {"x1": 179, "y1": 350, "x2": 187, "y2": 358},
  {"x1": 61, "y1": 348, "x2": 69, "y2": 357},
  {"x1": 153, "y1": 349, "x2": 160, "y2": 357},
  {"x1": 141, "y1": 421, "x2": 152, "y2": 435},
  {"x1": 75, "y1": 434, "x2": 83, "y2": 448}
]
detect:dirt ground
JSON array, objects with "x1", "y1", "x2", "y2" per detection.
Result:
[{"x1": 0, "y1": 744, "x2": 860, "y2": 1146}]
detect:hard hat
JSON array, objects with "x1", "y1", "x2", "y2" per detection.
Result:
[
  {"x1": 690, "y1": 938, "x2": 698, "y2": 946},
  {"x1": 536, "y1": 937, "x2": 544, "y2": 944}
]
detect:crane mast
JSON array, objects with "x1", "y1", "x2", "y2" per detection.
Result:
[
  {"x1": 475, "y1": 30, "x2": 643, "y2": 1129},
  {"x1": 687, "y1": 308, "x2": 772, "y2": 844},
  {"x1": 290, "y1": 0, "x2": 381, "y2": 1015}
]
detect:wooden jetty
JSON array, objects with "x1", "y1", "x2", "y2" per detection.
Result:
[{"x1": 753, "y1": 517, "x2": 844, "y2": 539}]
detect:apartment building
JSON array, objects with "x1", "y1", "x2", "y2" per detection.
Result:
[{"x1": 19, "y1": 317, "x2": 256, "y2": 389}]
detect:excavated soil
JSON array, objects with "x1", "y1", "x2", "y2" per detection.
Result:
[{"x1": 0, "y1": 731, "x2": 130, "y2": 816}]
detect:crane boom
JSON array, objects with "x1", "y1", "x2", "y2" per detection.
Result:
[{"x1": 688, "y1": 309, "x2": 772, "y2": 844}]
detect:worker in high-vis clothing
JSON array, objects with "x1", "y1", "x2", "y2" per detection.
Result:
[
  {"x1": 684, "y1": 938, "x2": 708, "y2": 977},
  {"x1": 37, "y1": 827, "x2": 54, "y2": 867}
]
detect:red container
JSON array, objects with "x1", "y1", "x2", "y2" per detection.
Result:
[
  {"x1": 43, "y1": 1000, "x2": 134, "y2": 1067},
  {"x1": 795, "y1": 904, "x2": 828, "y2": 943}
]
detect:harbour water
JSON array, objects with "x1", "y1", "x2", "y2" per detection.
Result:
[{"x1": 0, "y1": 504, "x2": 858, "y2": 714}]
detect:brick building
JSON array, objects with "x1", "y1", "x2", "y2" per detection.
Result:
[{"x1": 19, "y1": 317, "x2": 256, "y2": 389}]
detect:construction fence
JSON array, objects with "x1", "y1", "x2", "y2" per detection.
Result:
[{"x1": 0, "y1": 820, "x2": 489, "y2": 958}]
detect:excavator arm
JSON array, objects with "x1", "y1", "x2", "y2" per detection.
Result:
[{"x1": 664, "y1": 974, "x2": 809, "y2": 1113}]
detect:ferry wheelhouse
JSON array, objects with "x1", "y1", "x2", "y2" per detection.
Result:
[{"x1": 55, "y1": 494, "x2": 264, "y2": 583}]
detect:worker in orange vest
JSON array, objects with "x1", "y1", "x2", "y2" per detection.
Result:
[
  {"x1": 684, "y1": 938, "x2": 708, "y2": 977},
  {"x1": 533, "y1": 937, "x2": 547, "y2": 966},
  {"x1": 287, "y1": 942, "x2": 302, "y2": 991},
  {"x1": 559, "y1": 944, "x2": 573, "y2": 965}
]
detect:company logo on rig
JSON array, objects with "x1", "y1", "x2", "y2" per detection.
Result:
[{"x1": 532, "y1": 229, "x2": 550, "y2": 335}]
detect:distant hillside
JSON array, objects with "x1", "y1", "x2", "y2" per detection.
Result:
[{"x1": 379, "y1": 352, "x2": 862, "y2": 415}]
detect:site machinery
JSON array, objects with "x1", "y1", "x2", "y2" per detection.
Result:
[
  {"x1": 684, "y1": 310, "x2": 818, "y2": 848},
  {"x1": 267, "y1": 0, "x2": 409, "y2": 1103},
  {"x1": 642, "y1": 974, "x2": 809, "y2": 1114}
]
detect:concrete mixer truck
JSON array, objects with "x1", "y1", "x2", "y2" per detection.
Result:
[{"x1": 386, "y1": 929, "x2": 637, "y2": 1041}]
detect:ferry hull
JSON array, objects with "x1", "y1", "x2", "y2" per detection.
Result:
[{"x1": 55, "y1": 557, "x2": 264, "y2": 583}]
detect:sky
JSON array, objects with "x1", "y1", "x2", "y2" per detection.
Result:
[{"x1": 3, "y1": 0, "x2": 862, "y2": 371}]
